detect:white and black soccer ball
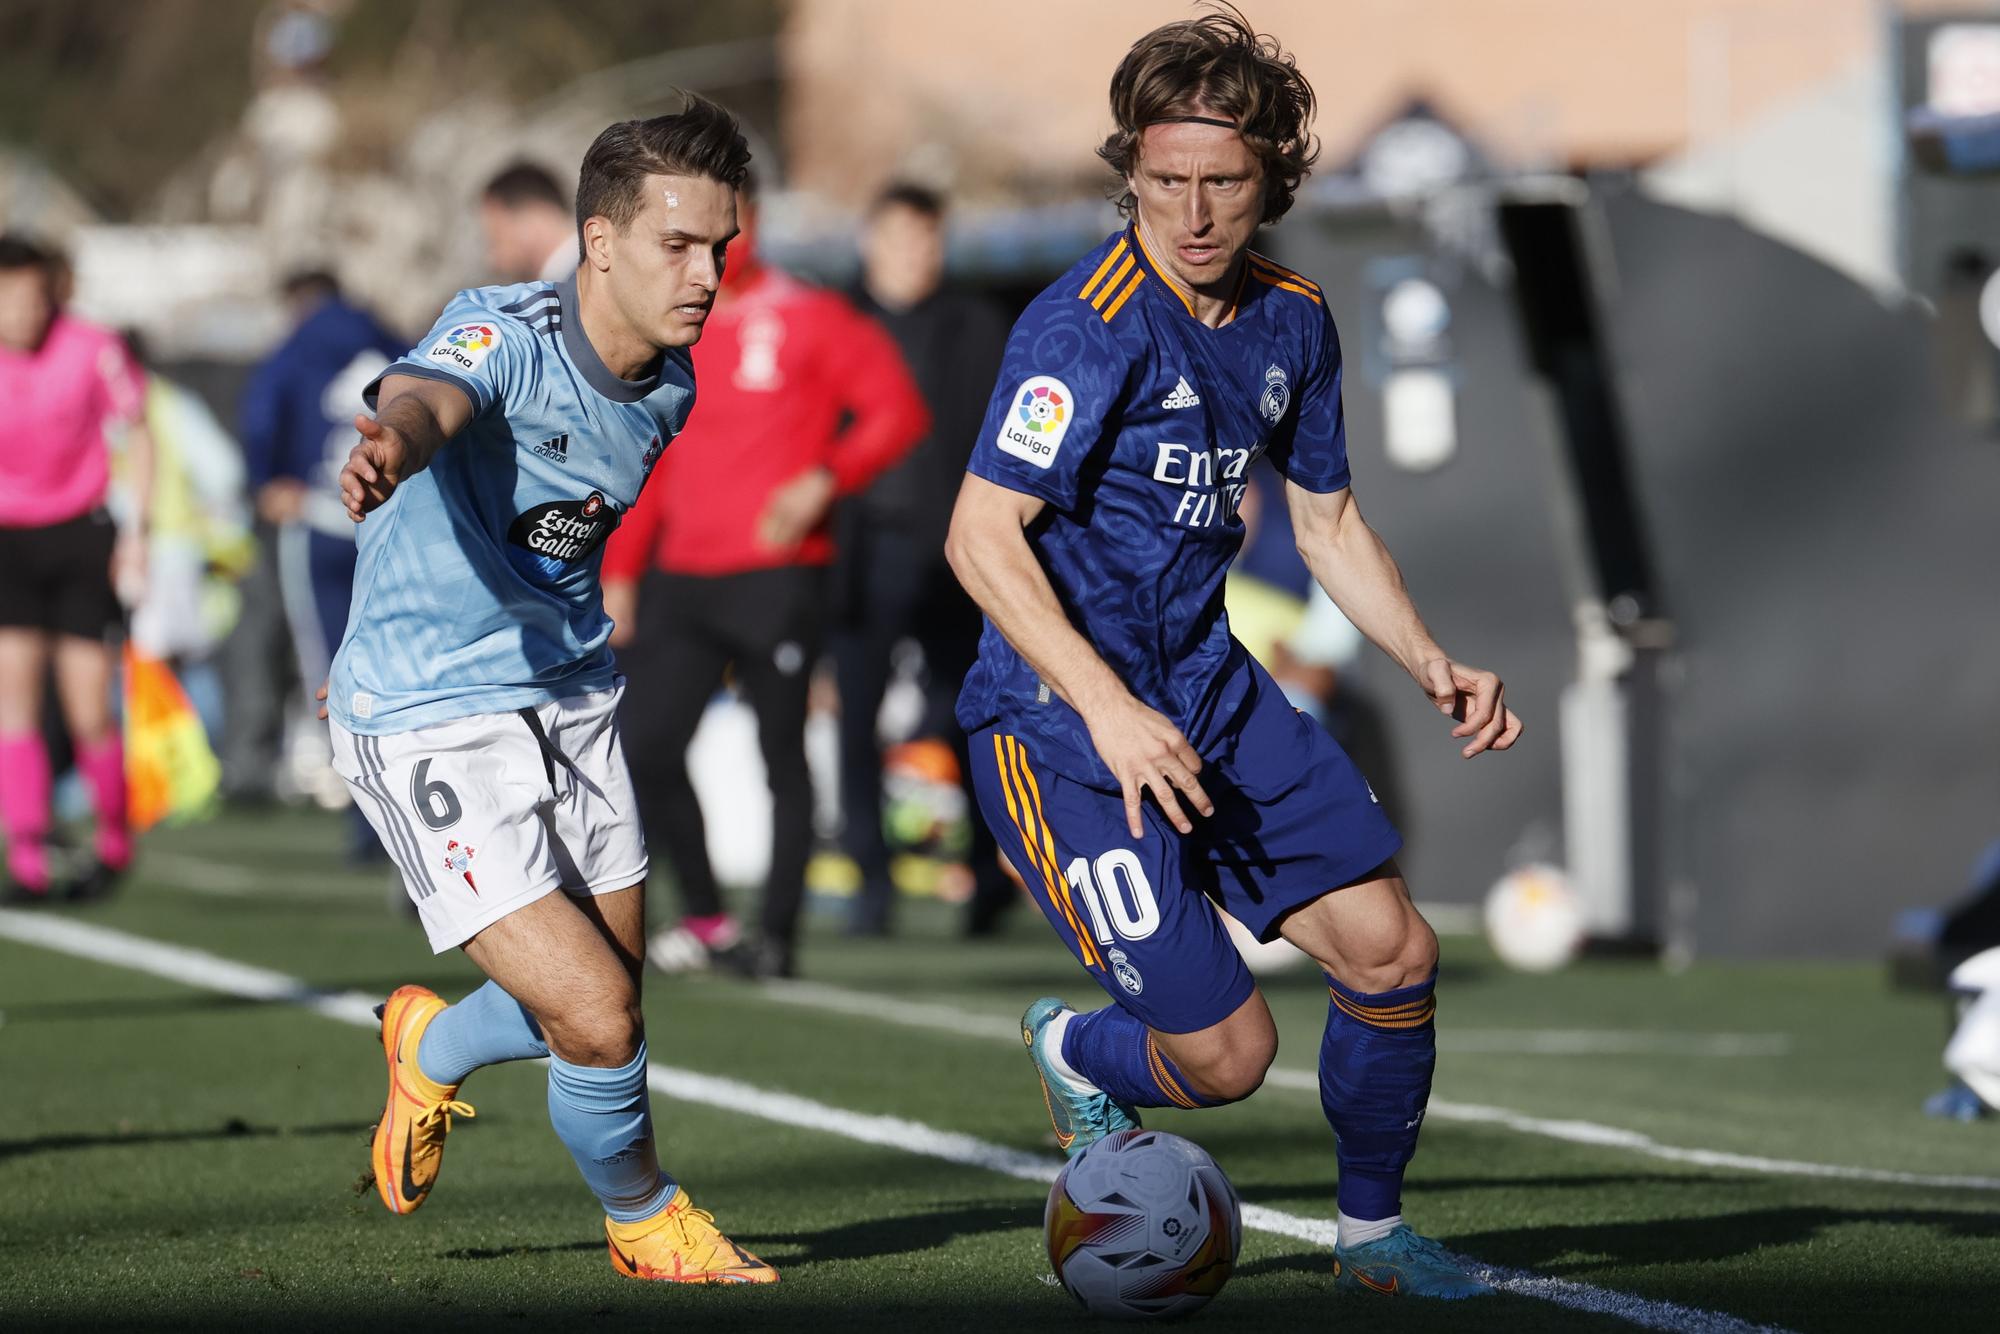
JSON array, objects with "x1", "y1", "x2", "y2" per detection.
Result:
[{"x1": 1045, "y1": 1129, "x2": 1241, "y2": 1320}]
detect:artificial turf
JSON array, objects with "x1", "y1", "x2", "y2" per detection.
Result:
[{"x1": 3, "y1": 807, "x2": 1997, "y2": 1332}]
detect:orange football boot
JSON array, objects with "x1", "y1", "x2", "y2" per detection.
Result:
[
  {"x1": 371, "y1": 984, "x2": 475, "y2": 1215},
  {"x1": 605, "y1": 1192, "x2": 778, "y2": 1284}
]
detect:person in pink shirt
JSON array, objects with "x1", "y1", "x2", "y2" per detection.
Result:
[{"x1": 0, "y1": 235, "x2": 153, "y2": 900}]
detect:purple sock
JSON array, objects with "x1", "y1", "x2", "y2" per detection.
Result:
[
  {"x1": 1320, "y1": 970, "x2": 1437, "y2": 1220},
  {"x1": 1061, "y1": 1005, "x2": 1222, "y2": 1109}
]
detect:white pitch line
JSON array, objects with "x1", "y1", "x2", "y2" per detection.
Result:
[
  {"x1": 761, "y1": 979, "x2": 1022, "y2": 1041},
  {"x1": 649, "y1": 1065, "x2": 1789, "y2": 1334},
  {"x1": 1441, "y1": 1030, "x2": 1792, "y2": 1057},
  {"x1": 1402, "y1": 1094, "x2": 2000, "y2": 1193},
  {"x1": 0, "y1": 910, "x2": 1788, "y2": 1334},
  {"x1": 138, "y1": 851, "x2": 268, "y2": 895},
  {"x1": 752, "y1": 978, "x2": 2000, "y2": 1193},
  {"x1": 757, "y1": 979, "x2": 1792, "y2": 1057},
  {"x1": 138, "y1": 850, "x2": 380, "y2": 899}
]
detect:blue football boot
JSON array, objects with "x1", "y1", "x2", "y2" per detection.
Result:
[
  {"x1": 1021, "y1": 997, "x2": 1140, "y2": 1156},
  {"x1": 1334, "y1": 1224, "x2": 1496, "y2": 1299},
  {"x1": 1924, "y1": 1079, "x2": 1990, "y2": 1121}
]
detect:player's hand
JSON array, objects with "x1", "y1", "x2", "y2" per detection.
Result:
[
  {"x1": 603, "y1": 577, "x2": 639, "y2": 648},
  {"x1": 340, "y1": 414, "x2": 411, "y2": 521},
  {"x1": 1415, "y1": 657, "x2": 1522, "y2": 758},
  {"x1": 1083, "y1": 693, "x2": 1214, "y2": 838},
  {"x1": 315, "y1": 679, "x2": 329, "y2": 722},
  {"x1": 757, "y1": 466, "x2": 836, "y2": 550}
]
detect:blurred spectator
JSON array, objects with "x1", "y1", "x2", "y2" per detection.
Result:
[
  {"x1": 214, "y1": 514, "x2": 291, "y2": 803},
  {"x1": 602, "y1": 178, "x2": 929, "y2": 979},
  {"x1": 479, "y1": 162, "x2": 578, "y2": 284},
  {"x1": 237, "y1": 268, "x2": 401, "y2": 854},
  {"x1": 0, "y1": 234, "x2": 152, "y2": 901},
  {"x1": 123, "y1": 330, "x2": 256, "y2": 745},
  {"x1": 1228, "y1": 474, "x2": 1409, "y2": 834},
  {"x1": 209, "y1": 3, "x2": 343, "y2": 266},
  {"x1": 1266, "y1": 588, "x2": 1364, "y2": 722},
  {"x1": 1222, "y1": 470, "x2": 1314, "y2": 670},
  {"x1": 836, "y1": 183, "x2": 1013, "y2": 936}
]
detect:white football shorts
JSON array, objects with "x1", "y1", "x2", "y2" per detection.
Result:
[{"x1": 330, "y1": 682, "x2": 648, "y2": 953}]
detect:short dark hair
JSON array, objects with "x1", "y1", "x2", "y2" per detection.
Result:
[
  {"x1": 575, "y1": 94, "x2": 752, "y2": 249},
  {"x1": 869, "y1": 182, "x2": 944, "y2": 221},
  {"x1": 0, "y1": 233, "x2": 50, "y2": 273},
  {"x1": 281, "y1": 268, "x2": 341, "y2": 303},
  {"x1": 1097, "y1": 2, "x2": 1319, "y2": 226},
  {"x1": 482, "y1": 161, "x2": 568, "y2": 211}
]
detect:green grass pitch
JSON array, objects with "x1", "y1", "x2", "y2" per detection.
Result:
[{"x1": 3, "y1": 806, "x2": 1998, "y2": 1332}]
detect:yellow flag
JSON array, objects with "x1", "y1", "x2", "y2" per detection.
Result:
[{"x1": 123, "y1": 645, "x2": 221, "y2": 830}]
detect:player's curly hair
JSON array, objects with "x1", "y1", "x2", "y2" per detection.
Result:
[
  {"x1": 575, "y1": 92, "x2": 752, "y2": 244},
  {"x1": 1097, "y1": 3, "x2": 1318, "y2": 226}
]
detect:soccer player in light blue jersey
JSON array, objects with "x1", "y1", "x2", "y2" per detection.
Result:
[
  {"x1": 326, "y1": 96, "x2": 776, "y2": 1285},
  {"x1": 948, "y1": 8, "x2": 1521, "y2": 1299}
]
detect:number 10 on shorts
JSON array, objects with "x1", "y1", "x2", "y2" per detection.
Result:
[{"x1": 1065, "y1": 850, "x2": 1161, "y2": 943}]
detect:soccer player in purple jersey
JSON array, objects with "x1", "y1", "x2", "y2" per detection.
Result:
[{"x1": 947, "y1": 6, "x2": 1520, "y2": 1299}]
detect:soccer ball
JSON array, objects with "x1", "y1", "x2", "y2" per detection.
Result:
[
  {"x1": 1483, "y1": 863, "x2": 1587, "y2": 972},
  {"x1": 1045, "y1": 1129, "x2": 1241, "y2": 1319}
]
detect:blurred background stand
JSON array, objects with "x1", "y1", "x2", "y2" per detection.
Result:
[{"x1": 1498, "y1": 189, "x2": 1677, "y2": 961}]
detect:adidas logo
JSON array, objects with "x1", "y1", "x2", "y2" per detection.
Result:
[
  {"x1": 1162, "y1": 376, "x2": 1201, "y2": 410},
  {"x1": 534, "y1": 434, "x2": 570, "y2": 464}
]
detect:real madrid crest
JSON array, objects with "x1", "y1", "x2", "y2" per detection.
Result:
[
  {"x1": 1106, "y1": 947, "x2": 1144, "y2": 996},
  {"x1": 1259, "y1": 364, "x2": 1290, "y2": 424}
]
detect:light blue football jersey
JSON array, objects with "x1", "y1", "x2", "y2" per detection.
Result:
[{"x1": 328, "y1": 277, "x2": 692, "y2": 734}]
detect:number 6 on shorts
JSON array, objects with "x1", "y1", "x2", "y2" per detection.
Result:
[{"x1": 411, "y1": 758, "x2": 463, "y2": 831}]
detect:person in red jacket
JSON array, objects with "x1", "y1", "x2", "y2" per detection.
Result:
[{"x1": 602, "y1": 177, "x2": 928, "y2": 979}]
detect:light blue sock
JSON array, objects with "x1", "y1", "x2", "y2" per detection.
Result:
[
  {"x1": 415, "y1": 980, "x2": 548, "y2": 1086},
  {"x1": 547, "y1": 1042, "x2": 679, "y2": 1223}
]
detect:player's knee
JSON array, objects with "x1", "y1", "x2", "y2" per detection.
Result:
[
  {"x1": 1400, "y1": 915, "x2": 1441, "y2": 983},
  {"x1": 1332, "y1": 911, "x2": 1438, "y2": 995},
  {"x1": 1185, "y1": 1039, "x2": 1274, "y2": 1104},
  {"x1": 539, "y1": 991, "x2": 644, "y2": 1068},
  {"x1": 1177, "y1": 1024, "x2": 1276, "y2": 1104}
]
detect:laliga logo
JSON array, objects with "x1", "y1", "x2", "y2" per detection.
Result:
[
  {"x1": 996, "y1": 374, "x2": 1074, "y2": 470},
  {"x1": 430, "y1": 322, "x2": 500, "y2": 371},
  {"x1": 1017, "y1": 383, "x2": 1067, "y2": 433}
]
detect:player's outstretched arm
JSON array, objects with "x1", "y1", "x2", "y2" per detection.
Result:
[
  {"x1": 946, "y1": 473, "x2": 1215, "y2": 838},
  {"x1": 339, "y1": 375, "x2": 474, "y2": 521},
  {"x1": 1285, "y1": 480, "x2": 1522, "y2": 758}
]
